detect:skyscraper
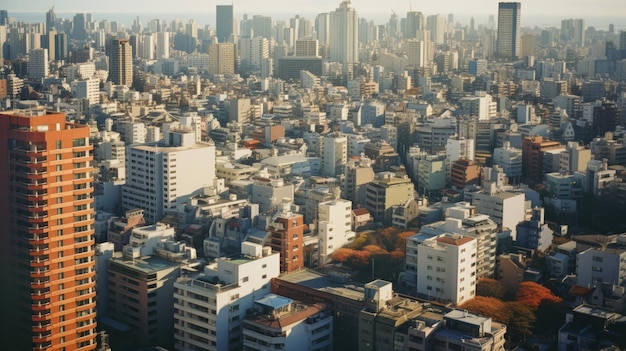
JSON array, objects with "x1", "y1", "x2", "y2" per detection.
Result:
[
  {"x1": 329, "y1": 0, "x2": 358, "y2": 65},
  {"x1": 73, "y1": 13, "x2": 87, "y2": 40},
  {"x1": 405, "y1": 11, "x2": 424, "y2": 39},
  {"x1": 496, "y1": 2, "x2": 521, "y2": 60},
  {"x1": 216, "y1": 5, "x2": 234, "y2": 43},
  {"x1": 0, "y1": 108, "x2": 97, "y2": 350},
  {"x1": 108, "y1": 39, "x2": 133, "y2": 86},
  {"x1": 27, "y1": 48, "x2": 49, "y2": 80}
]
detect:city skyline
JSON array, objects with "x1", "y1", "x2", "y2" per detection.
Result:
[{"x1": 3, "y1": 0, "x2": 626, "y2": 28}]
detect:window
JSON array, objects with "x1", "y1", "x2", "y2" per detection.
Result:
[{"x1": 56, "y1": 141, "x2": 62, "y2": 149}]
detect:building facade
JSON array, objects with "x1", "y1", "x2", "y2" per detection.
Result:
[{"x1": 0, "y1": 109, "x2": 98, "y2": 350}]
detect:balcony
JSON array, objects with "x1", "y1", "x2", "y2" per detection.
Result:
[
  {"x1": 30, "y1": 267, "x2": 50, "y2": 277},
  {"x1": 32, "y1": 320, "x2": 52, "y2": 333},
  {"x1": 32, "y1": 310, "x2": 51, "y2": 321},
  {"x1": 10, "y1": 145, "x2": 47, "y2": 155},
  {"x1": 33, "y1": 341, "x2": 52, "y2": 350},
  {"x1": 32, "y1": 298, "x2": 51, "y2": 308},
  {"x1": 33, "y1": 330, "x2": 52, "y2": 341},
  {"x1": 30, "y1": 256, "x2": 50, "y2": 266},
  {"x1": 31, "y1": 287, "x2": 51, "y2": 296}
]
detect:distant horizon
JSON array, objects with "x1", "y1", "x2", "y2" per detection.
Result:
[{"x1": 6, "y1": 10, "x2": 626, "y2": 31}]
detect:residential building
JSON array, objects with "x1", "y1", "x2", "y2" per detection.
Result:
[
  {"x1": 418, "y1": 153, "x2": 446, "y2": 193},
  {"x1": 407, "y1": 309, "x2": 506, "y2": 351},
  {"x1": 71, "y1": 78, "x2": 100, "y2": 105},
  {"x1": 450, "y1": 159, "x2": 481, "y2": 189},
  {"x1": 321, "y1": 132, "x2": 347, "y2": 177},
  {"x1": 269, "y1": 209, "x2": 305, "y2": 273},
  {"x1": 586, "y1": 159, "x2": 617, "y2": 197},
  {"x1": 106, "y1": 209, "x2": 146, "y2": 251},
  {"x1": 472, "y1": 187, "x2": 526, "y2": 240},
  {"x1": 122, "y1": 129, "x2": 217, "y2": 224},
  {"x1": 106, "y1": 241, "x2": 195, "y2": 349},
  {"x1": 365, "y1": 172, "x2": 415, "y2": 225},
  {"x1": 577, "y1": 240, "x2": 626, "y2": 288},
  {"x1": 416, "y1": 233, "x2": 477, "y2": 304},
  {"x1": 343, "y1": 154, "x2": 375, "y2": 207},
  {"x1": 27, "y1": 48, "x2": 48, "y2": 80},
  {"x1": 318, "y1": 199, "x2": 355, "y2": 264},
  {"x1": 208, "y1": 43, "x2": 236, "y2": 75},
  {"x1": 173, "y1": 242, "x2": 280, "y2": 351},
  {"x1": 493, "y1": 141, "x2": 522, "y2": 182},
  {"x1": 329, "y1": 1, "x2": 358, "y2": 64},
  {"x1": 521, "y1": 136, "x2": 562, "y2": 179},
  {"x1": 359, "y1": 280, "x2": 424, "y2": 351},
  {"x1": 558, "y1": 305, "x2": 625, "y2": 351},
  {"x1": 251, "y1": 176, "x2": 294, "y2": 213},
  {"x1": 109, "y1": 39, "x2": 133, "y2": 86},
  {"x1": 515, "y1": 207, "x2": 554, "y2": 252},
  {"x1": 0, "y1": 109, "x2": 98, "y2": 350},
  {"x1": 242, "y1": 295, "x2": 333, "y2": 350}
]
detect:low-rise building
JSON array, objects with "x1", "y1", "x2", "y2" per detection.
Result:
[{"x1": 242, "y1": 294, "x2": 333, "y2": 351}]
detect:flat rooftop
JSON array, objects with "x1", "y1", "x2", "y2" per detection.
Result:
[{"x1": 278, "y1": 269, "x2": 365, "y2": 302}]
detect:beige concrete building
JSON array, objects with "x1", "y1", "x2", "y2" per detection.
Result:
[
  {"x1": 208, "y1": 43, "x2": 235, "y2": 75},
  {"x1": 365, "y1": 172, "x2": 415, "y2": 224}
]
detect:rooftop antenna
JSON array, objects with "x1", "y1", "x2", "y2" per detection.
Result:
[{"x1": 409, "y1": 0, "x2": 412, "y2": 12}]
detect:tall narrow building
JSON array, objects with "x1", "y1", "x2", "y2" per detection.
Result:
[
  {"x1": 0, "y1": 109, "x2": 97, "y2": 350},
  {"x1": 496, "y1": 2, "x2": 521, "y2": 60},
  {"x1": 108, "y1": 39, "x2": 133, "y2": 86},
  {"x1": 216, "y1": 4, "x2": 234, "y2": 43},
  {"x1": 329, "y1": 0, "x2": 358, "y2": 64}
]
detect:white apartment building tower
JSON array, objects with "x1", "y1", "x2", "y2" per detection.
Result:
[
  {"x1": 71, "y1": 77, "x2": 100, "y2": 105},
  {"x1": 472, "y1": 188, "x2": 525, "y2": 240},
  {"x1": 318, "y1": 199, "x2": 356, "y2": 264},
  {"x1": 322, "y1": 132, "x2": 348, "y2": 177},
  {"x1": 173, "y1": 242, "x2": 280, "y2": 351},
  {"x1": 329, "y1": 1, "x2": 358, "y2": 64},
  {"x1": 416, "y1": 233, "x2": 477, "y2": 304},
  {"x1": 122, "y1": 129, "x2": 216, "y2": 223},
  {"x1": 493, "y1": 141, "x2": 522, "y2": 181}
]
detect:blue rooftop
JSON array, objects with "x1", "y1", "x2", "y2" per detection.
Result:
[{"x1": 256, "y1": 294, "x2": 293, "y2": 310}]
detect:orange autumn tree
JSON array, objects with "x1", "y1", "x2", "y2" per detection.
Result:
[
  {"x1": 476, "y1": 278, "x2": 506, "y2": 299},
  {"x1": 459, "y1": 296, "x2": 510, "y2": 323},
  {"x1": 515, "y1": 281, "x2": 562, "y2": 311}
]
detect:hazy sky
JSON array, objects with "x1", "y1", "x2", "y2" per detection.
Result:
[{"x1": 5, "y1": 0, "x2": 626, "y2": 25}]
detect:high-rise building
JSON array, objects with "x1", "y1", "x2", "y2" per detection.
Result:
[
  {"x1": 173, "y1": 242, "x2": 280, "y2": 351},
  {"x1": 73, "y1": 13, "x2": 87, "y2": 40},
  {"x1": 0, "y1": 10, "x2": 7, "y2": 25},
  {"x1": 329, "y1": 1, "x2": 358, "y2": 64},
  {"x1": 54, "y1": 32, "x2": 68, "y2": 60},
  {"x1": 426, "y1": 14, "x2": 446, "y2": 45},
  {"x1": 46, "y1": 7, "x2": 56, "y2": 32},
  {"x1": 108, "y1": 39, "x2": 133, "y2": 86},
  {"x1": 496, "y1": 2, "x2": 521, "y2": 60},
  {"x1": 405, "y1": 11, "x2": 424, "y2": 39},
  {"x1": 0, "y1": 109, "x2": 97, "y2": 350},
  {"x1": 208, "y1": 43, "x2": 235, "y2": 75},
  {"x1": 315, "y1": 13, "x2": 330, "y2": 48},
  {"x1": 216, "y1": 5, "x2": 234, "y2": 43},
  {"x1": 122, "y1": 129, "x2": 216, "y2": 224},
  {"x1": 295, "y1": 38, "x2": 319, "y2": 57},
  {"x1": 27, "y1": 48, "x2": 49, "y2": 80}
]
